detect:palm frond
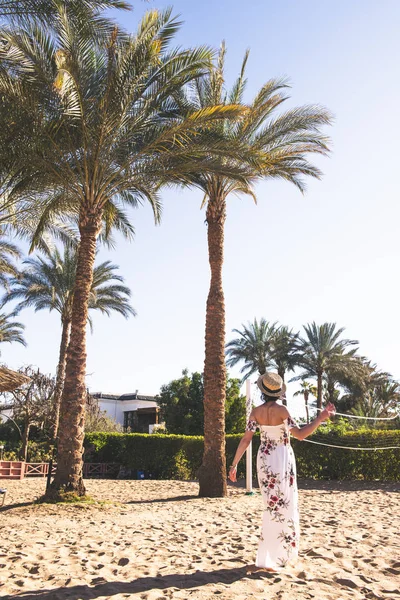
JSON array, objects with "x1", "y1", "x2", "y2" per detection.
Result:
[
  {"x1": 3, "y1": 243, "x2": 135, "y2": 325},
  {"x1": 0, "y1": 311, "x2": 26, "y2": 346}
]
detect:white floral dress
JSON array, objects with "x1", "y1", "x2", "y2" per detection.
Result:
[{"x1": 246, "y1": 416, "x2": 300, "y2": 570}]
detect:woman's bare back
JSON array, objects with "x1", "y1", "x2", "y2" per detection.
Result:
[{"x1": 252, "y1": 401, "x2": 287, "y2": 426}]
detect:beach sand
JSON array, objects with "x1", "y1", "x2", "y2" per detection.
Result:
[{"x1": 0, "y1": 478, "x2": 399, "y2": 599}]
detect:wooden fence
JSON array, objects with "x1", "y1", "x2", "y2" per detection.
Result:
[
  {"x1": 83, "y1": 463, "x2": 119, "y2": 477},
  {"x1": 0, "y1": 461, "x2": 119, "y2": 479}
]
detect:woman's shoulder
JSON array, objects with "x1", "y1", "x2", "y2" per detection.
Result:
[
  {"x1": 251, "y1": 403, "x2": 287, "y2": 426},
  {"x1": 278, "y1": 405, "x2": 291, "y2": 420},
  {"x1": 251, "y1": 405, "x2": 262, "y2": 419}
]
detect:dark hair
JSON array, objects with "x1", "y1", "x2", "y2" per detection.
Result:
[{"x1": 261, "y1": 393, "x2": 277, "y2": 403}]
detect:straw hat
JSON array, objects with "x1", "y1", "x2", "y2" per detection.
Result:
[
  {"x1": 0, "y1": 367, "x2": 31, "y2": 393},
  {"x1": 257, "y1": 372, "x2": 286, "y2": 398}
]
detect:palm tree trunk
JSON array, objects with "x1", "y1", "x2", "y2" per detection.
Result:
[
  {"x1": 198, "y1": 200, "x2": 227, "y2": 498},
  {"x1": 277, "y1": 367, "x2": 287, "y2": 406},
  {"x1": 48, "y1": 212, "x2": 101, "y2": 498},
  {"x1": 304, "y1": 390, "x2": 310, "y2": 424},
  {"x1": 50, "y1": 318, "x2": 71, "y2": 442},
  {"x1": 327, "y1": 377, "x2": 335, "y2": 404},
  {"x1": 20, "y1": 421, "x2": 30, "y2": 462},
  {"x1": 317, "y1": 371, "x2": 323, "y2": 411}
]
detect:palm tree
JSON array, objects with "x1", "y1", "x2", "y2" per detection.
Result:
[
  {"x1": 0, "y1": 311, "x2": 26, "y2": 348},
  {"x1": 180, "y1": 44, "x2": 331, "y2": 496},
  {"x1": 0, "y1": 231, "x2": 21, "y2": 288},
  {"x1": 293, "y1": 322, "x2": 358, "y2": 411},
  {"x1": 337, "y1": 358, "x2": 397, "y2": 418},
  {"x1": 293, "y1": 380, "x2": 317, "y2": 423},
  {"x1": 226, "y1": 318, "x2": 277, "y2": 380},
  {"x1": 351, "y1": 380, "x2": 400, "y2": 421},
  {"x1": 0, "y1": 0, "x2": 130, "y2": 21},
  {"x1": 3, "y1": 244, "x2": 135, "y2": 441},
  {"x1": 0, "y1": 73, "x2": 48, "y2": 227},
  {"x1": 0, "y1": 1, "x2": 129, "y2": 227},
  {"x1": 269, "y1": 326, "x2": 300, "y2": 405},
  {"x1": 1, "y1": 7, "x2": 246, "y2": 497},
  {"x1": 324, "y1": 358, "x2": 359, "y2": 404}
]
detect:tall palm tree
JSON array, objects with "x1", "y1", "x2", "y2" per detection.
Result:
[
  {"x1": 293, "y1": 380, "x2": 317, "y2": 423},
  {"x1": 1, "y1": 7, "x2": 246, "y2": 497},
  {"x1": 293, "y1": 322, "x2": 358, "y2": 411},
  {"x1": 3, "y1": 244, "x2": 135, "y2": 440},
  {"x1": 0, "y1": 311, "x2": 26, "y2": 348},
  {"x1": 180, "y1": 44, "x2": 331, "y2": 496},
  {"x1": 226, "y1": 318, "x2": 277, "y2": 380}
]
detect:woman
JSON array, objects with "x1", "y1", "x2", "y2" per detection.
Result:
[{"x1": 228, "y1": 371, "x2": 335, "y2": 571}]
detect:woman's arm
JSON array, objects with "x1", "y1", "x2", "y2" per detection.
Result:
[
  {"x1": 228, "y1": 429, "x2": 254, "y2": 482},
  {"x1": 288, "y1": 403, "x2": 336, "y2": 440}
]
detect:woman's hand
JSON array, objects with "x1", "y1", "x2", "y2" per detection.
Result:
[
  {"x1": 319, "y1": 402, "x2": 336, "y2": 421},
  {"x1": 228, "y1": 466, "x2": 237, "y2": 482}
]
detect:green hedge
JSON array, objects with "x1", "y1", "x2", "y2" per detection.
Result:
[
  {"x1": 291, "y1": 431, "x2": 400, "y2": 481},
  {"x1": 85, "y1": 429, "x2": 400, "y2": 481},
  {"x1": 85, "y1": 432, "x2": 204, "y2": 479}
]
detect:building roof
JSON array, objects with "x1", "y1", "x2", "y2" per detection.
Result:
[{"x1": 92, "y1": 392, "x2": 158, "y2": 403}]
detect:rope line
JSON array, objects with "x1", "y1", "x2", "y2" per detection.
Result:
[
  {"x1": 315, "y1": 408, "x2": 399, "y2": 421},
  {"x1": 303, "y1": 439, "x2": 400, "y2": 451},
  {"x1": 250, "y1": 383, "x2": 399, "y2": 449}
]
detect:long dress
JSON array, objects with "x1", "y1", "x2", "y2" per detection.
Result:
[{"x1": 246, "y1": 416, "x2": 300, "y2": 570}]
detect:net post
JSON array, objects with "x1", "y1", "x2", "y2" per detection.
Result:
[{"x1": 245, "y1": 378, "x2": 253, "y2": 494}]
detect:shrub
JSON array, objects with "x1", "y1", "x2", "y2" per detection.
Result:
[
  {"x1": 84, "y1": 429, "x2": 400, "y2": 481},
  {"x1": 26, "y1": 441, "x2": 53, "y2": 463},
  {"x1": 0, "y1": 440, "x2": 53, "y2": 462},
  {"x1": 0, "y1": 438, "x2": 20, "y2": 460},
  {"x1": 292, "y1": 429, "x2": 400, "y2": 481},
  {"x1": 85, "y1": 432, "x2": 204, "y2": 479},
  {"x1": 0, "y1": 421, "x2": 21, "y2": 443}
]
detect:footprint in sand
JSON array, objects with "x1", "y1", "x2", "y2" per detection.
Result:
[
  {"x1": 91, "y1": 576, "x2": 107, "y2": 584},
  {"x1": 335, "y1": 577, "x2": 360, "y2": 589},
  {"x1": 385, "y1": 567, "x2": 400, "y2": 575},
  {"x1": 28, "y1": 566, "x2": 40, "y2": 574}
]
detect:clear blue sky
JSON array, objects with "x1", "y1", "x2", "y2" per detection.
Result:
[{"x1": 4, "y1": 0, "x2": 400, "y2": 417}]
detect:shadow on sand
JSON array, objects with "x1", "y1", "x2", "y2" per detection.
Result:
[
  {"x1": 10, "y1": 565, "x2": 275, "y2": 600},
  {"x1": 0, "y1": 500, "x2": 35, "y2": 513},
  {"x1": 297, "y1": 479, "x2": 400, "y2": 493},
  {"x1": 125, "y1": 494, "x2": 198, "y2": 505}
]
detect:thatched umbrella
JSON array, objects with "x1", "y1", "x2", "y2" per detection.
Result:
[{"x1": 0, "y1": 367, "x2": 30, "y2": 392}]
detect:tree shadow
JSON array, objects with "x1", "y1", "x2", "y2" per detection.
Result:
[
  {"x1": 297, "y1": 479, "x2": 400, "y2": 492},
  {"x1": 125, "y1": 494, "x2": 198, "y2": 505},
  {"x1": 0, "y1": 500, "x2": 35, "y2": 513},
  {"x1": 11, "y1": 565, "x2": 274, "y2": 599}
]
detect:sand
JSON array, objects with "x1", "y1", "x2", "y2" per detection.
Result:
[{"x1": 0, "y1": 478, "x2": 399, "y2": 600}]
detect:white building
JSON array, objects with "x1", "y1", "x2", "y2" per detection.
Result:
[
  {"x1": 91, "y1": 391, "x2": 159, "y2": 432},
  {"x1": 1, "y1": 393, "x2": 161, "y2": 434},
  {"x1": 0, "y1": 404, "x2": 14, "y2": 423}
]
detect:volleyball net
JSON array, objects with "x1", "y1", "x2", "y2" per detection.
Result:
[{"x1": 244, "y1": 379, "x2": 400, "y2": 493}]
